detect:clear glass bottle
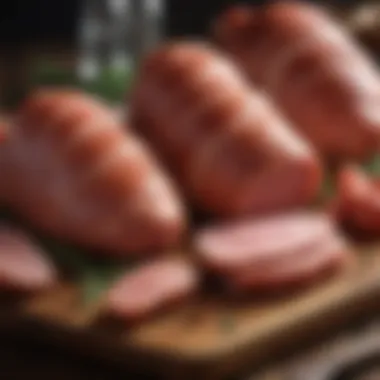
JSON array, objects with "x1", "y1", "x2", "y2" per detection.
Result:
[{"x1": 76, "y1": 0, "x2": 165, "y2": 85}]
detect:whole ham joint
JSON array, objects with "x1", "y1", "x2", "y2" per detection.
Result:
[
  {"x1": 0, "y1": 89, "x2": 186, "y2": 257},
  {"x1": 130, "y1": 42, "x2": 322, "y2": 217},
  {"x1": 213, "y1": 2, "x2": 380, "y2": 160},
  {"x1": 105, "y1": 257, "x2": 199, "y2": 322},
  {"x1": 0, "y1": 224, "x2": 57, "y2": 292},
  {"x1": 194, "y1": 211, "x2": 352, "y2": 291}
]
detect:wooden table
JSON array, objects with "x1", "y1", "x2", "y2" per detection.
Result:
[{"x1": 3, "y1": 317, "x2": 380, "y2": 380}]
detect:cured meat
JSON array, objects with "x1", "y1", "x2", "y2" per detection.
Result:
[
  {"x1": 0, "y1": 89, "x2": 186, "y2": 256},
  {"x1": 130, "y1": 42, "x2": 322, "y2": 216},
  {"x1": 194, "y1": 211, "x2": 335, "y2": 273},
  {"x1": 213, "y1": 2, "x2": 380, "y2": 160},
  {"x1": 105, "y1": 257, "x2": 199, "y2": 322},
  {"x1": 229, "y1": 234, "x2": 350, "y2": 291},
  {"x1": 194, "y1": 211, "x2": 351, "y2": 290},
  {"x1": 334, "y1": 165, "x2": 380, "y2": 234},
  {"x1": 0, "y1": 224, "x2": 57, "y2": 292}
]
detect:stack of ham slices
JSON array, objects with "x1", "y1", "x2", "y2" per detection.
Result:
[
  {"x1": 2, "y1": 1, "x2": 380, "y2": 324},
  {"x1": 195, "y1": 212, "x2": 350, "y2": 292}
]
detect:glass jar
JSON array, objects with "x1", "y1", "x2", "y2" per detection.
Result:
[{"x1": 76, "y1": 0, "x2": 165, "y2": 102}]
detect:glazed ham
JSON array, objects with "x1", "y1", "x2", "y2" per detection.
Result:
[
  {"x1": 0, "y1": 224, "x2": 57, "y2": 292},
  {"x1": 214, "y1": 2, "x2": 380, "y2": 160},
  {"x1": 0, "y1": 90, "x2": 186, "y2": 256},
  {"x1": 194, "y1": 211, "x2": 351, "y2": 290},
  {"x1": 130, "y1": 42, "x2": 322, "y2": 217},
  {"x1": 105, "y1": 257, "x2": 199, "y2": 322}
]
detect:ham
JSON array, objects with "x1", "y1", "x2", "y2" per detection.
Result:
[
  {"x1": 334, "y1": 165, "x2": 380, "y2": 234},
  {"x1": 229, "y1": 234, "x2": 350, "y2": 290},
  {"x1": 130, "y1": 41, "x2": 322, "y2": 217},
  {"x1": 194, "y1": 211, "x2": 351, "y2": 291},
  {"x1": 105, "y1": 257, "x2": 199, "y2": 322},
  {"x1": 194, "y1": 211, "x2": 334, "y2": 273},
  {"x1": 214, "y1": 2, "x2": 380, "y2": 160},
  {"x1": 0, "y1": 89, "x2": 186, "y2": 256},
  {"x1": 0, "y1": 224, "x2": 57, "y2": 292}
]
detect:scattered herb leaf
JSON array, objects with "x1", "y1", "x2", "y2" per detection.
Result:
[
  {"x1": 318, "y1": 153, "x2": 380, "y2": 203},
  {"x1": 363, "y1": 154, "x2": 380, "y2": 176},
  {"x1": 38, "y1": 237, "x2": 134, "y2": 305},
  {"x1": 319, "y1": 169, "x2": 337, "y2": 201},
  {"x1": 81, "y1": 263, "x2": 126, "y2": 305},
  {"x1": 81, "y1": 65, "x2": 133, "y2": 104},
  {"x1": 30, "y1": 60, "x2": 133, "y2": 104}
]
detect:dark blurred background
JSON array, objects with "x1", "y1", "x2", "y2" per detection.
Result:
[{"x1": 0, "y1": 0, "x2": 360, "y2": 47}]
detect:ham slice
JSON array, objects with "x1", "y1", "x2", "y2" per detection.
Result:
[
  {"x1": 194, "y1": 211, "x2": 351, "y2": 291},
  {"x1": 0, "y1": 224, "x2": 57, "y2": 292},
  {"x1": 105, "y1": 257, "x2": 199, "y2": 322},
  {"x1": 195, "y1": 211, "x2": 337, "y2": 272},
  {"x1": 229, "y1": 234, "x2": 350, "y2": 290}
]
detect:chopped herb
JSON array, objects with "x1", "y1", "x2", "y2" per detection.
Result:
[
  {"x1": 81, "y1": 65, "x2": 133, "y2": 104},
  {"x1": 81, "y1": 262, "x2": 127, "y2": 305},
  {"x1": 319, "y1": 169, "x2": 337, "y2": 201},
  {"x1": 317, "y1": 154, "x2": 380, "y2": 203},
  {"x1": 30, "y1": 60, "x2": 133, "y2": 104},
  {"x1": 363, "y1": 154, "x2": 380, "y2": 176},
  {"x1": 38, "y1": 237, "x2": 135, "y2": 305}
]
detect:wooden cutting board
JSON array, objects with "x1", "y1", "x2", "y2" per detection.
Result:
[
  {"x1": 252, "y1": 321, "x2": 380, "y2": 380},
  {"x1": 2, "y1": 245, "x2": 380, "y2": 380}
]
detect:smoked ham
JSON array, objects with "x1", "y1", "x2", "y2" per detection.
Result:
[
  {"x1": 0, "y1": 89, "x2": 186, "y2": 256},
  {"x1": 0, "y1": 224, "x2": 57, "y2": 292},
  {"x1": 213, "y1": 2, "x2": 380, "y2": 160},
  {"x1": 194, "y1": 211, "x2": 351, "y2": 290},
  {"x1": 229, "y1": 235, "x2": 349, "y2": 290},
  {"x1": 195, "y1": 212, "x2": 333, "y2": 273},
  {"x1": 130, "y1": 42, "x2": 322, "y2": 217},
  {"x1": 334, "y1": 165, "x2": 380, "y2": 234},
  {"x1": 105, "y1": 257, "x2": 199, "y2": 322}
]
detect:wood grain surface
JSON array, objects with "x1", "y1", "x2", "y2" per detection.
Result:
[{"x1": 253, "y1": 320, "x2": 380, "y2": 380}]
